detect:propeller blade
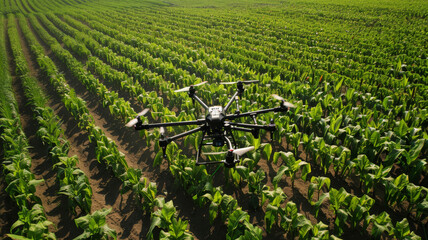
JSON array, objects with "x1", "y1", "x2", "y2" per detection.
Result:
[
  {"x1": 219, "y1": 81, "x2": 236, "y2": 85},
  {"x1": 283, "y1": 101, "x2": 296, "y2": 108},
  {"x1": 160, "y1": 127, "x2": 166, "y2": 136},
  {"x1": 193, "y1": 81, "x2": 208, "y2": 87},
  {"x1": 272, "y1": 94, "x2": 296, "y2": 108},
  {"x1": 174, "y1": 86, "x2": 190, "y2": 93},
  {"x1": 196, "y1": 160, "x2": 225, "y2": 165},
  {"x1": 174, "y1": 81, "x2": 208, "y2": 93},
  {"x1": 242, "y1": 80, "x2": 259, "y2": 84},
  {"x1": 220, "y1": 80, "x2": 259, "y2": 85},
  {"x1": 137, "y1": 108, "x2": 150, "y2": 117},
  {"x1": 125, "y1": 118, "x2": 138, "y2": 127},
  {"x1": 232, "y1": 146, "x2": 255, "y2": 156},
  {"x1": 202, "y1": 151, "x2": 227, "y2": 156},
  {"x1": 272, "y1": 94, "x2": 284, "y2": 101},
  {"x1": 126, "y1": 108, "x2": 149, "y2": 127}
]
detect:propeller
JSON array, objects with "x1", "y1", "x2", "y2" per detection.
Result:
[
  {"x1": 202, "y1": 146, "x2": 255, "y2": 156},
  {"x1": 232, "y1": 146, "x2": 255, "y2": 156},
  {"x1": 125, "y1": 108, "x2": 150, "y2": 127},
  {"x1": 159, "y1": 126, "x2": 166, "y2": 137},
  {"x1": 196, "y1": 160, "x2": 225, "y2": 165},
  {"x1": 220, "y1": 80, "x2": 259, "y2": 85},
  {"x1": 174, "y1": 81, "x2": 208, "y2": 93},
  {"x1": 202, "y1": 152, "x2": 226, "y2": 156},
  {"x1": 271, "y1": 94, "x2": 296, "y2": 108}
]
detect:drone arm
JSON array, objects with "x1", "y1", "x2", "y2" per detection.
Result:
[
  {"x1": 225, "y1": 106, "x2": 286, "y2": 120},
  {"x1": 166, "y1": 126, "x2": 205, "y2": 142},
  {"x1": 193, "y1": 95, "x2": 209, "y2": 110},
  {"x1": 186, "y1": 86, "x2": 209, "y2": 110},
  {"x1": 224, "y1": 91, "x2": 239, "y2": 113},
  {"x1": 159, "y1": 126, "x2": 206, "y2": 158},
  {"x1": 135, "y1": 119, "x2": 206, "y2": 130},
  {"x1": 230, "y1": 125, "x2": 254, "y2": 133},
  {"x1": 228, "y1": 122, "x2": 276, "y2": 131}
]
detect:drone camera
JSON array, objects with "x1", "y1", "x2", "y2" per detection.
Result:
[{"x1": 213, "y1": 136, "x2": 224, "y2": 147}]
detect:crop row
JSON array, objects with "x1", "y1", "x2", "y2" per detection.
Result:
[
  {"x1": 20, "y1": 13, "x2": 193, "y2": 238},
  {"x1": 41, "y1": 8, "x2": 318, "y2": 238},
  {"x1": 65, "y1": 9, "x2": 424, "y2": 187},
  {"x1": 2, "y1": 3, "x2": 424, "y2": 238},
  {"x1": 47, "y1": 9, "x2": 428, "y2": 238},
  {"x1": 81, "y1": 7, "x2": 426, "y2": 234},
  {"x1": 10, "y1": 12, "x2": 93, "y2": 218},
  {"x1": 0, "y1": 14, "x2": 56, "y2": 240},
  {"x1": 110, "y1": 7, "x2": 426, "y2": 103},
  {"x1": 48, "y1": 12, "x2": 397, "y2": 239},
  {"x1": 32, "y1": 12, "x2": 267, "y2": 239},
  {"x1": 138, "y1": 6, "x2": 426, "y2": 79}
]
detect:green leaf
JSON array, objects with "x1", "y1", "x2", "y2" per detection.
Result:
[
  {"x1": 335, "y1": 78, "x2": 344, "y2": 93},
  {"x1": 394, "y1": 120, "x2": 408, "y2": 137},
  {"x1": 314, "y1": 193, "x2": 329, "y2": 217},
  {"x1": 310, "y1": 103, "x2": 323, "y2": 122},
  {"x1": 384, "y1": 148, "x2": 404, "y2": 166},
  {"x1": 153, "y1": 150, "x2": 163, "y2": 167},
  {"x1": 209, "y1": 202, "x2": 218, "y2": 224},
  {"x1": 272, "y1": 165, "x2": 289, "y2": 189},
  {"x1": 334, "y1": 209, "x2": 348, "y2": 236},
  {"x1": 394, "y1": 218, "x2": 410, "y2": 239},
  {"x1": 262, "y1": 143, "x2": 272, "y2": 162},
  {"x1": 147, "y1": 216, "x2": 162, "y2": 239},
  {"x1": 7, "y1": 234, "x2": 31, "y2": 240},
  {"x1": 405, "y1": 139, "x2": 424, "y2": 165}
]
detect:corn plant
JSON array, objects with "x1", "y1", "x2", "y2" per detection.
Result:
[
  {"x1": 226, "y1": 208, "x2": 262, "y2": 240},
  {"x1": 74, "y1": 208, "x2": 117, "y2": 240},
  {"x1": 402, "y1": 139, "x2": 426, "y2": 182},
  {"x1": 366, "y1": 164, "x2": 392, "y2": 197},
  {"x1": 120, "y1": 168, "x2": 158, "y2": 213},
  {"x1": 262, "y1": 187, "x2": 287, "y2": 233},
  {"x1": 311, "y1": 221, "x2": 330, "y2": 240},
  {"x1": 346, "y1": 194, "x2": 374, "y2": 229},
  {"x1": 8, "y1": 204, "x2": 56, "y2": 240},
  {"x1": 148, "y1": 200, "x2": 193, "y2": 240},
  {"x1": 308, "y1": 176, "x2": 331, "y2": 209},
  {"x1": 393, "y1": 218, "x2": 422, "y2": 240},
  {"x1": 365, "y1": 212, "x2": 393, "y2": 240},
  {"x1": 405, "y1": 184, "x2": 427, "y2": 216},
  {"x1": 159, "y1": 218, "x2": 193, "y2": 240},
  {"x1": 352, "y1": 154, "x2": 376, "y2": 192},
  {"x1": 54, "y1": 156, "x2": 92, "y2": 214},
  {"x1": 280, "y1": 201, "x2": 312, "y2": 239},
  {"x1": 384, "y1": 174, "x2": 409, "y2": 207},
  {"x1": 272, "y1": 151, "x2": 311, "y2": 189},
  {"x1": 316, "y1": 188, "x2": 351, "y2": 236},
  {"x1": 235, "y1": 167, "x2": 268, "y2": 209},
  {"x1": 5, "y1": 169, "x2": 44, "y2": 209}
]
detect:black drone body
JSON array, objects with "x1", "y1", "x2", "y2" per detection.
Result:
[{"x1": 126, "y1": 80, "x2": 294, "y2": 168}]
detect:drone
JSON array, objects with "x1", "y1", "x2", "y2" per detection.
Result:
[{"x1": 126, "y1": 80, "x2": 295, "y2": 168}]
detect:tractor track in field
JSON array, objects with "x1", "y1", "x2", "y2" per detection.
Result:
[{"x1": 26, "y1": 15, "x2": 230, "y2": 240}]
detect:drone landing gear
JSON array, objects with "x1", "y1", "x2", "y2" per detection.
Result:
[{"x1": 196, "y1": 131, "x2": 240, "y2": 168}]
